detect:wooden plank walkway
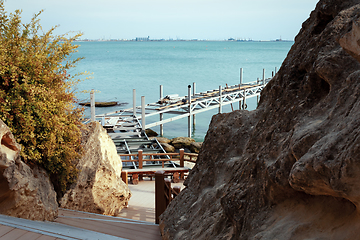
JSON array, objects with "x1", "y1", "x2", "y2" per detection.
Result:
[
  {"x1": 55, "y1": 209, "x2": 161, "y2": 240},
  {"x1": 118, "y1": 178, "x2": 185, "y2": 223},
  {"x1": 0, "y1": 207, "x2": 162, "y2": 240}
]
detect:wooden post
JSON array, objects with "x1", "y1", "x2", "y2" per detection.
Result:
[
  {"x1": 164, "y1": 178, "x2": 172, "y2": 206},
  {"x1": 179, "y1": 149, "x2": 184, "y2": 167},
  {"x1": 173, "y1": 186, "x2": 181, "y2": 198},
  {"x1": 133, "y1": 89, "x2": 136, "y2": 117},
  {"x1": 219, "y1": 85, "x2": 222, "y2": 114},
  {"x1": 138, "y1": 149, "x2": 143, "y2": 169},
  {"x1": 160, "y1": 85, "x2": 164, "y2": 136},
  {"x1": 155, "y1": 170, "x2": 166, "y2": 224},
  {"x1": 141, "y1": 96, "x2": 145, "y2": 131},
  {"x1": 180, "y1": 148, "x2": 184, "y2": 179},
  {"x1": 121, "y1": 171, "x2": 128, "y2": 185},
  {"x1": 240, "y1": 68, "x2": 243, "y2": 85},
  {"x1": 275, "y1": 67, "x2": 277, "y2": 74},
  {"x1": 90, "y1": 89, "x2": 95, "y2": 122},
  {"x1": 188, "y1": 85, "x2": 192, "y2": 138}
]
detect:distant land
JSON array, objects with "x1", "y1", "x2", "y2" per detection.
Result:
[{"x1": 75, "y1": 36, "x2": 293, "y2": 42}]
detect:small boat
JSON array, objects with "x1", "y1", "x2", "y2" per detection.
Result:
[{"x1": 79, "y1": 101, "x2": 119, "y2": 107}]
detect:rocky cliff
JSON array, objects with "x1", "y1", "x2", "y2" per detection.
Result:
[{"x1": 160, "y1": 0, "x2": 360, "y2": 239}]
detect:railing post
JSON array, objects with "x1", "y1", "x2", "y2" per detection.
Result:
[
  {"x1": 90, "y1": 89, "x2": 95, "y2": 122},
  {"x1": 192, "y1": 82, "x2": 196, "y2": 128},
  {"x1": 133, "y1": 89, "x2": 136, "y2": 117},
  {"x1": 138, "y1": 149, "x2": 143, "y2": 169},
  {"x1": 242, "y1": 89, "x2": 246, "y2": 110},
  {"x1": 173, "y1": 186, "x2": 181, "y2": 197},
  {"x1": 180, "y1": 148, "x2": 185, "y2": 179},
  {"x1": 240, "y1": 68, "x2": 243, "y2": 85},
  {"x1": 179, "y1": 148, "x2": 184, "y2": 167},
  {"x1": 263, "y1": 68, "x2": 266, "y2": 85},
  {"x1": 219, "y1": 85, "x2": 222, "y2": 114},
  {"x1": 141, "y1": 96, "x2": 146, "y2": 131},
  {"x1": 121, "y1": 171, "x2": 128, "y2": 185},
  {"x1": 160, "y1": 85, "x2": 163, "y2": 136},
  {"x1": 155, "y1": 170, "x2": 166, "y2": 224},
  {"x1": 188, "y1": 85, "x2": 192, "y2": 138}
]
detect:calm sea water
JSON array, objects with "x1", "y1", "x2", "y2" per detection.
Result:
[{"x1": 72, "y1": 41, "x2": 293, "y2": 141}]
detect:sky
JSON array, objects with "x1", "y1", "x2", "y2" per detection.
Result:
[{"x1": 4, "y1": 0, "x2": 319, "y2": 41}]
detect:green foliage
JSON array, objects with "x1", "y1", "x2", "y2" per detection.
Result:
[{"x1": 0, "y1": 1, "x2": 85, "y2": 195}]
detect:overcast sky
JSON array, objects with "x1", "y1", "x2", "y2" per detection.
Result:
[{"x1": 4, "y1": 0, "x2": 319, "y2": 40}]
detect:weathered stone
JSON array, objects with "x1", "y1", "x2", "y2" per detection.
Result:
[
  {"x1": 0, "y1": 120, "x2": 58, "y2": 221},
  {"x1": 151, "y1": 137, "x2": 171, "y2": 144},
  {"x1": 189, "y1": 142, "x2": 203, "y2": 154},
  {"x1": 160, "y1": 142, "x2": 175, "y2": 153},
  {"x1": 170, "y1": 137, "x2": 195, "y2": 149},
  {"x1": 60, "y1": 122, "x2": 131, "y2": 216},
  {"x1": 145, "y1": 128, "x2": 158, "y2": 137},
  {"x1": 160, "y1": 1, "x2": 360, "y2": 239}
]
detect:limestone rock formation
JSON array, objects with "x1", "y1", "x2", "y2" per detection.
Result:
[
  {"x1": 160, "y1": 1, "x2": 360, "y2": 239},
  {"x1": 189, "y1": 142, "x2": 203, "y2": 154},
  {"x1": 152, "y1": 137, "x2": 171, "y2": 144},
  {"x1": 160, "y1": 142, "x2": 176, "y2": 153},
  {"x1": 60, "y1": 122, "x2": 131, "y2": 216},
  {"x1": 0, "y1": 120, "x2": 58, "y2": 221},
  {"x1": 170, "y1": 137, "x2": 195, "y2": 149}
]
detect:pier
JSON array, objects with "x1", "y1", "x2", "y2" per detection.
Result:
[{"x1": 92, "y1": 68, "x2": 274, "y2": 138}]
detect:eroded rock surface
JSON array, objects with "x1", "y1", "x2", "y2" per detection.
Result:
[
  {"x1": 60, "y1": 122, "x2": 131, "y2": 216},
  {"x1": 0, "y1": 120, "x2": 58, "y2": 221},
  {"x1": 160, "y1": 1, "x2": 360, "y2": 239}
]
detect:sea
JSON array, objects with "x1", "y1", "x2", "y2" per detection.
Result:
[{"x1": 72, "y1": 41, "x2": 293, "y2": 141}]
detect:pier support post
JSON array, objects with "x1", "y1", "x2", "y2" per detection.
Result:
[
  {"x1": 160, "y1": 85, "x2": 164, "y2": 136},
  {"x1": 141, "y1": 96, "x2": 146, "y2": 131},
  {"x1": 133, "y1": 89, "x2": 136, "y2": 117},
  {"x1": 188, "y1": 85, "x2": 192, "y2": 138},
  {"x1": 240, "y1": 68, "x2": 243, "y2": 86},
  {"x1": 219, "y1": 85, "x2": 222, "y2": 114},
  {"x1": 263, "y1": 68, "x2": 266, "y2": 85},
  {"x1": 192, "y1": 82, "x2": 196, "y2": 128},
  {"x1": 242, "y1": 89, "x2": 246, "y2": 109},
  {"x1": 90, "y1": 89, "x2": 95, "y2": 122}
]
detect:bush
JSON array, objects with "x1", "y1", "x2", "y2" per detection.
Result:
[{"x1": 0, "y1": 1, "x2": 85, "y2": 196}]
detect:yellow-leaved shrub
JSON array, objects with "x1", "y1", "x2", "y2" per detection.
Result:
[{"x1": 0, "y1": 1, "x2": 86, "y2": 197}]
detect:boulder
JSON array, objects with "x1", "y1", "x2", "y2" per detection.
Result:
[
  {"x1": 170, "y1": 137, "x2": 195, "y2": 149},
  {"x1": 60, "y1": 122, "x2": 131, "y2": 216},
  {"x1": 151, "y1": 137, "x2": 171, "y2": 144},
  {"x1": 189, "y1": 142, "x2": 203, "y2": 154},
  {"x1": 145, "y1": 128, "x2": 158, "y2": 137},
  {"x1": 0, "y1": 120, "x2": 58, "y2": 221},
  {"x1": 160, "y1": 143, "x2": 175, "y2": 153},
  {"x1": 160, "y1": 1, "x2": 360, "y2": 239}
]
